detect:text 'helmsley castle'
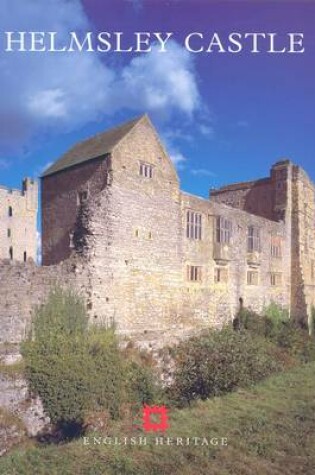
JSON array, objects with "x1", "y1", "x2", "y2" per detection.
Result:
[{"x1": 0, "y1": 115, "x2": 314, "y2": 344}]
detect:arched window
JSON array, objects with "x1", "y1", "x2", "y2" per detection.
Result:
[
  {"x1": 9, "y1": 246, "x2": 13, "y2": 260},
  {"x1": 23, "y1": 251, "x2": 27, "y2": 262},
  {"x1": 8, "y1": 206, "x2": 13, "y2": 217}
]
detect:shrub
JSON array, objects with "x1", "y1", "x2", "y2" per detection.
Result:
[
  {"x1": 125, "y1": 361, "x2": 158, "y2": 406},
  {"x1": 22, "y1": 287, "x2": 161, "y2": 436},
  {"x1": 87, "y1": 327, "x2": 125, "y2": 419},
  {"x1": 122, "y1": 343, "x2": 161, "y2": 407},
  {"x1": 22, "y1": 288, "x2": 127, "y2": 435},
  {"x1": 233, "y1": 308, "x2": 273, "y2": 337},
  {"x1": 170, "y1": 327, "x2": 285, "y2": 406},
  {"x1": 233, "y1": 303, "x2": 292, "y2": 340},
  {"x1": 269, "y1": 322, "x2": 315, "y2": 363},
  {"x1": 233, "y1": 304, "x2": 315, "y2": 363},
  {"x1": 22, "y1": 287, "x2": 91, "y2": 434},
  {"x1": 263, "y1": 302, "x2": 290, "y2": 327}
]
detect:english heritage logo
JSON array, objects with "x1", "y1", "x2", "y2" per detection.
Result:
[
  {"x1": 141, "y1": 405, "x2": 169, "y2": 433},
  {"x1": 82, "y1": 405, "x2": 228, "y2": 448}
]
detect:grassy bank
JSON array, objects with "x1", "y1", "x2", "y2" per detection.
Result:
[{"x1": 1, "y1": 361, "x2": 315, "y2": 475}]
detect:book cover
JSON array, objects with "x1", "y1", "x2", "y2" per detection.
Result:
[{"x1": 0, "y1": 1, "x2": 314, "y2": 473}]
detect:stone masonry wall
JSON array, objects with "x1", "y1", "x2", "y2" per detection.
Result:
[
  {"x1": 82, "y1": 117, "x2": 186, "y2": 339},
  {"x1": 291, "y1": 164, "x2": 315, "y2": 326},
  {"x1": 181, "y1": 193, "x2": 290, "y2": 326},
  {"x1": 41, "y1": 156, "x2": 110, "y2": 265},
  {"x1": 0, "y1": 179, "x2": 37, "y2": 263},
  {"x1": 211, "y1": 177, "x2": 275, "y2": 220},
  {"x1": 71, "y1": 117, "x2": 291, "y2": 339},
  {"x1": 2, "y1": 116, "x2": 313, "y2": 347},
  {"x1": 0, "y1": 257, "x2": 90, "y2": 344}
]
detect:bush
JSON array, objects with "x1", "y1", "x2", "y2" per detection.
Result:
[
  {"x1": 22, "y1": 288, "x2": 160, "y2": 436},
  {"x1": 233, "y1": 308, "x2": 273, "y2": 337},
  {"x1": 22, "y1": 288, "x2": 126, "y2": 435},
  {"x1": 125, "y1": 362, "x2": 158, "y2": 406},
  {"x1": 86, "y1": 327, "x2": 125, "y2": 419},
  {"x1": 269, "y1": 322, "x2": 315, "y2": 363},
  {"x1": 233, "y1": 303, "x2": 292, "y2": 340},
  {"x1": 263, "y1": 302, "x2": 290, "y2": 327},
  {"x1": 22, "y1": 287, "x2": 91, "y2": 434},
  {"x1": 232, "y1": 304, "x2": 315, "y2": 363},
  {"x1": 170, "y1": 326, "x2": 286, "y2": 406},
  {"x1": 122, "y1": 343, "x2": 161, "y2": 407}
]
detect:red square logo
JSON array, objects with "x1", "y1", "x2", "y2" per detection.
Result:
[{"x1": 142, "y1": 405, "x2": 169, "y2": 432}]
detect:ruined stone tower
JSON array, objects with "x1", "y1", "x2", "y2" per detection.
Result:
[{"x1": 0, "y1": 178, "x2": 38, "y2": 263}]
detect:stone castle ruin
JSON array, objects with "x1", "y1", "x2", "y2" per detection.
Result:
[
  {"x1": 0, "y1": 178, "x2": 37, "y2": 263},
  {"x1": 1, "y1": 114, "x2": 314, "y2": 345}
]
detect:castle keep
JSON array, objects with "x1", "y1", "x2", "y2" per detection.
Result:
[
  {"x1": 0, "y1": 114, "x2": 314, "y2": 344},
  {"x1": 0, "y1": 179, "x2": 38, "y2": 263}
]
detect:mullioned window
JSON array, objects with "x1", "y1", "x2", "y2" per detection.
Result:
[
  {"x1": 216, "y1": 216, "x2": 232, "y2": 244},
  {"x1": 247, "y1": 226, "x2": 260, "y2": 252},
  {"x1": 186, "y1": 211, "x2": 202, "y2": 240},
  {"x1": 187, "y1": 265, "x2": 202, "y2": 282}
]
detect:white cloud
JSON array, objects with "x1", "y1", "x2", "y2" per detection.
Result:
[
  {"x1": 199, "y1": 124, "x2": 214, "y2": 137},
  {"x1": 0, "y1": 0, "x2": 202, "y2": 159},
  {"x1": 169, "y1": 152, "x2": 187, "y2": 168},
  {"x1": 191, "y1": 168, "x2": 216, "y2": 177},
  {"x1": 160, "y1": 132, "x2": 189, "y2": 170},
  {"x1": 110, "y1": 41, "x2": 200, "y2": 117},
  {"x1": 161, "y1": 127, "x2": 193, "y2": 143},
  {"x1": 28, "y1": 89, "x2": 67, "y2": 119}
]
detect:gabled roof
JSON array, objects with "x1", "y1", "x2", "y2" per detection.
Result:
[{"x1": 41, "y1": 114, "x2": 145, "y2": 177}]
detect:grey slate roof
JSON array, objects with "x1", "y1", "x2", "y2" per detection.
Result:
[{"x1": 41, "y1": 115, "x2": 145, "y2": 177}]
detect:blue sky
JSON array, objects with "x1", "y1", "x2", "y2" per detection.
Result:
[{"x1": 0, "y1": 0, "x2": 314, "y2": 200}]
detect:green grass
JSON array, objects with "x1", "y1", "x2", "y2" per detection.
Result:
[
  {"x1": 0, "y1": 408, "x2": 25, "y2": 432},
  {"x1": 0, "y1": 360, "x2": 25, "y2": 378},
  {"x1": 1, "y1": 362, "x2": 315, "y2": 475}
]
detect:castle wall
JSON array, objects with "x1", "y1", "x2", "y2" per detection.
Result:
[
  {"x1": 41, "y1": 156, "x2": 110, "y2": 265},
  {"x1": 181, "y1": 193, "x2": 290, "y2": 325},
  {"x1": 82, "y1": 117, "x2": 186, "y2": 338},
  {"x1": 291, "y1": 165, "x2": 315, "y2": 327},
  {"x1": 74, "y1": 118, "x2": 291, "y2": 338},
  {"x1": 211, "y1": 177, "x2": 275, "y2": 220},
  {"x1": 0, "y1": 179, "x2": 37, "y2": 262},
  {"x1": 3, "y1": 116, "x2": 314, "y2": 347},
  {"x1": 0, "y1": 258, "x2": 89, "y2": 344}
]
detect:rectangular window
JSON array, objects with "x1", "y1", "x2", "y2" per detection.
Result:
[
  {"x1": 187, "y1": 265, "x2": 202, "y2": 282},
  {"x1": 247, "y1": 271, "x2": 259, "y2": 285},
  {"x1": 271, "y1": 236, "x2": 282, "y2": 258},
  {"x1": 214, "y1": 267, "x2": 228, "y2": 283},
  {"x1": 216, "y1": 216, "x2": 232, "y2": 244},
  {"x1": 7, "y1": 229, "x2": 11, "y2": 238},
  {"x1": 186, "y1": 211, "x2": 202, "y2": 240},
  {"x1": 77, "y1": 190, "x2": 88, "y2": 205},
  {"x1": 270, "y1": 273, "x2": 282, "y2": 286},
  {"x1": 247, "y1": 226, "x2": 260, "y2": 252},
  {"x1": 139, "y1": 162, "x2": 153, "y2": 178}
]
